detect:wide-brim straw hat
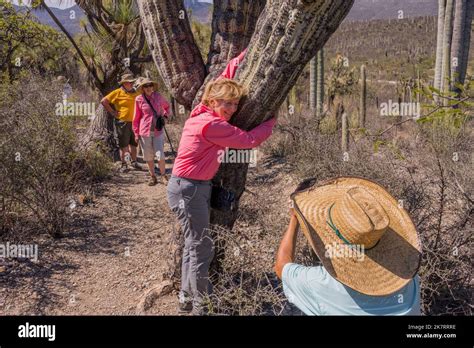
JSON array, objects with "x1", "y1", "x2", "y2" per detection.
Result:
[
  {"x1": 135, "y1": 77, "x2": 159, "y2": 92},
  {"x1": 119, "y1": 73, "x2": 137, "y2": 85},
  {"x1": 290, "y1": 176, "x2": 422, "y2": 296}
]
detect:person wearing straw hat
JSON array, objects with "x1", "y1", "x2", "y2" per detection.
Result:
[
  {"x1": 101, "y1": 73, "x2": 141, "y2": 172},
  {"x1": 133, "y1": 77, "x2": 171, "y2": 186},
  {"x1": 274, "y1": 177, "x2": 422, "y2": 315}
]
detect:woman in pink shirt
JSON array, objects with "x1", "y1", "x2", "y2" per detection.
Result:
[
  {"x1": 133, "y1": 77, "x2": 170, "y2": 186},
  {"x1": 167, "y1": 77, "x2": 276, "y2": 314}
]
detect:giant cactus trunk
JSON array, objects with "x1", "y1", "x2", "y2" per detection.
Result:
[
  {"x1": 137, "y1": 0, "x2": 206, "y2": 109},
  {"x1": 139, "y1": 0, "x2": 355, "y2": 230},
  {"x1": 201, "y1": 1, "x2": 266, "y2": 94}
]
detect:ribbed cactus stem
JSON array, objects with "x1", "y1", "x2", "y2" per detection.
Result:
[
  {"x1": 310, "y1": 57, "x2": 316, "y2": 110},
  {"x1": 434, "y1": 0, "x2": 446, "y2": 103},
  {"x1": 316, "y1": 48, "x2": 324, "y2": 117},
  {"x1": 417, "y1": 69, "x2": 421, "y2": 106},
  {"x1": 359, "y1": 64, "x2": 367, "y2": 128},
  {"x1": 341, "y1": 112, "x2": 349, "y2": 152}
]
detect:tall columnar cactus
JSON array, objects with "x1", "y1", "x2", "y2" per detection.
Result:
[
  {"x1": 451, "y1": 0, "x2": 473, "y2": 96},
  {"x1": 310, "y1": 56, "x2": 316, "y2": 110},
  {"x1": 316, "y1": 48, "x2": 325, "y2": 118},
  {"x1": 434, "y1": 0, "x2": 446, "y2": 101},
  {"x1": 417, "y1": 69, "x2": 421, "y2": 106},
  {"x1": 434, "y1": 0, "x2": 473, "y2": 102},
  {"x1": 310, "y1": 47, "x2": 324, "y2": 119},
  {"x1": 359, "y1": 64, "x2": 367, "y2": 128},
  {"x1": 460, "y1": 1, "x2": 474, "y2": 87},
  {"x1": 440, "y1": 0, "x2": 454, "y2": 105},
  {"x1": 341, "y1": 112, "x2": 349, "y2": 152},
  {"x1": 290, "y1": 85, "x2": 297, "y2": 113}
]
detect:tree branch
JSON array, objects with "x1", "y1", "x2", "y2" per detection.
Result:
[{"x1": 39, "y1": 1, "x2": 102, "y2": 87}]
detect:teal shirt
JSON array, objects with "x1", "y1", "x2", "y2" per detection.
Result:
[{"x1": 282, "y1": 263, "x2": 421, "y2": 316}]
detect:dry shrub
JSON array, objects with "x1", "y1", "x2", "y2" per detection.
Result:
[
  {"x1": 263, "y1": 111, "x2": 472, "y2": 315},
  {"x1": 205, "y1": 109, "x2": 472, "y2": 316},
  {"x1": 0, "y1": 74, "x2": 111, "y2": 238},
  {"x1": 204, "y1": 225, "x2": 288, "y2": 316}
]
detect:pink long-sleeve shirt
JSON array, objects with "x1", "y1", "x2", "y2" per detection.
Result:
[
  {"x1": 172, "y1": 104, "x2": 276, "y2": 180},
  {"x1": 133, "y1": 92, "x2": 170, "y2": 138}
]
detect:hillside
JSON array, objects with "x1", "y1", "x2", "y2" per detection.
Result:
[
  {"x1": 14, "y1": 1, "x2": 213, "y2": 35},
  {"x1": 290, "y1": 15, "x2": 474, "y2": 112},
  {"x1": 13, "y1": 4, "x2": 86, "y2": 35},
  {"x1": 345, "y1": 0, "x2": 438, "y2": 21}
]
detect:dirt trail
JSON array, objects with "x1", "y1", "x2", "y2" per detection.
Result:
[
  {"x1": 0, "y1": 132, "x2": 295, "y2": 316},
  {"x1": 0, "y1": 164, "x2": 181, "y2": 315}
]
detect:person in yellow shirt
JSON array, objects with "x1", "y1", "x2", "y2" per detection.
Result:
[{"x1": 101, "y1": 73, "x2": 141, "y2": 171}]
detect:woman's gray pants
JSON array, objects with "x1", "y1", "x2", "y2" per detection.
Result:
[{"x1": 167, "y1": 175, "x2": 214, "y2": 309}]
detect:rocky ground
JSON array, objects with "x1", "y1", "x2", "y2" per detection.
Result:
[{"x1": 0, "y1": 142, "x2": 298, "y2": 315}]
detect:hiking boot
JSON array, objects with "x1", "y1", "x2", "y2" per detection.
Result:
[
  {"x1": 191, "y1": 304, "x2": 209, "y2": 316},
  {"x1": 148, "y1": 175, "x2": 158, "y2": 186},
  {"x1": 161, "y1": 174, "x2": 170, "y2": 184},
  {"x1": 178, "y1": 301, "x2": 193, "y2": 314}
]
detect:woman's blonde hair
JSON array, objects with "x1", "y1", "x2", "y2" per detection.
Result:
[{"x1": 201, "y1": 78, "x2": 247, "y2": 106}]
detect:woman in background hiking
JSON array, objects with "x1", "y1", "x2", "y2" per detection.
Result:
[
  {"x1": 167, "y1": 76, "x2": 276, "y2": 315},
  {"x1": 133, "y1": 77, "x2": 171, "y2": 186}
]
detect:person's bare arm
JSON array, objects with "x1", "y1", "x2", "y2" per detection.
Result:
[
  {"x1": 101, "y1": 97, "x2": 118, "y2": 118},
  {"x1": 274, "y1": 209, "x2": 299, "y2": 279}
]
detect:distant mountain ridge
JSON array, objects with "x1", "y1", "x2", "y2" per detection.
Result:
[
  {"x1": 13, "y1": 1, "x2": 213, "y2": 35},
  {"x1": 346, "y1": 0, "x2": 438, "y2": 21},
  {"x1": 13, "y1": 4, "x2": 86, "y2": 34}
]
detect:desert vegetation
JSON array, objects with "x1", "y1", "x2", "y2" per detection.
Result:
[{"x1": 0, "y1": 0, "x2": 472, "y2": 316}]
